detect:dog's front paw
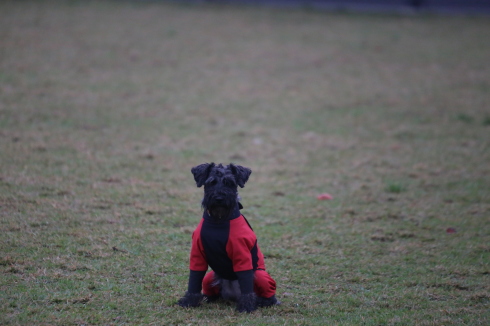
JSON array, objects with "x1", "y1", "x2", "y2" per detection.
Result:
[
  {"x1": 177, "y1": 292, "x2": 203, "y2": 308},
  {"x1": 257, "y1": 295, "x2": 281, "y2": 307},
  {"x1": 236, "y1": 293, "x2": 257, "y2": 313}
]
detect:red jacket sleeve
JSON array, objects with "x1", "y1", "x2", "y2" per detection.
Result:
[
  {"x1": 189, "y1": 219, "x2": 208, "y2": 272},
  {"x1": 226, "y1": 217, "x2": 257, "y2": 272}
]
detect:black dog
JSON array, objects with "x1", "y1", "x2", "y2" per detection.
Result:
[{"x1": 178, "y1": 163, "x2": 278, "y2": 312}]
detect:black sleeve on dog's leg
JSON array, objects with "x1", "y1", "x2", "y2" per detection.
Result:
[
  {"x1": 187, "y1": 270, "x2": 206, "y2": 293},
  {"x1": 236, "y1": 270, "x2": 254, "y2": 294}
]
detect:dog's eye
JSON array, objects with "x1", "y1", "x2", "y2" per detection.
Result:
[
  {"x1": 223, "y1": 178, "x2": 236, "y2": 187},
  {"x1": 205, "y1": 177, "x2": 217, "y2": 186}
]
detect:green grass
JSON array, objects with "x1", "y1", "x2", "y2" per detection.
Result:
[{"x1": 1, "y1": 1, "x2": 489, "y2": 325}]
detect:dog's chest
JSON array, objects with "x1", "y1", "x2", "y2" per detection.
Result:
[{"x1": 200, "y1": 220, "x2": 230, "y2": 255}]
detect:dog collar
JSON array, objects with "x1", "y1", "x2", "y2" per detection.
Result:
[{"x1": 204, "y1": 203, "x2": 242, "y2": 221}]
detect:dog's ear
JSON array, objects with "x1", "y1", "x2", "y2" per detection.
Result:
[
  {"x1": 191, "y1": 163, "x2": 215, "y2": 187},
  {"x1": 229, "y1": 164, "x2": 251, "y2": 188}
]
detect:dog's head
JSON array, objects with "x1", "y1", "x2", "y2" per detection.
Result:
[{"x1": 191, "y1": 162, "x2": 251, "y2": 219}]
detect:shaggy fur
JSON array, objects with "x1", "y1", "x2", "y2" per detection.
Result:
[
  {"x1": 177, "y1": 292, "x2": 203, "y2": 308},
  {"x1": 220, "y1": 279, "x2": 241, "y2": 301},
  {"x1": 192, "y1": 162, "x2": 250, "y2": 220},
  {"x1": 236, "y1": 293, "x2": 258, "y2": 313}
]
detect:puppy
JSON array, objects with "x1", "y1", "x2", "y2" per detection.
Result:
[{"x1": 178, "y1": 163, "x2": 279, "y2": 312}]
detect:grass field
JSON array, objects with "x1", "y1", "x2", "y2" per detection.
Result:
[{"x1": 1, "y1": 1, "x2": 489, "y2": 325}]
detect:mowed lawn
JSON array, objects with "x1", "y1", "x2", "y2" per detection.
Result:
[{"x1": 1, "y1": 1, "x2": 489, "y2": 325}]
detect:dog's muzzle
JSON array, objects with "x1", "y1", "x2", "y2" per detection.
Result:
[{"x1": 208, "y1": 206, "x2": 232, "y2": 220}]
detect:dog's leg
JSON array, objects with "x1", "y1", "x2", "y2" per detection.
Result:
[
  {"x1": 235, "y1": 270, "x2": 257, "y2": 313},
  {"x1": 177, "y1": 270, "x2": 205, "y2": 308},
  {"x1": 237, "y1": 292, "x2": 257, "y2": 313},
  {"x1": 203, "y1": 273, "x2": 222, "y2": 302}
]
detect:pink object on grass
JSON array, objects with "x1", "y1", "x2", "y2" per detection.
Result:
[{"x1": 317, "y1": 193, "x2": 333, "y2": 200}]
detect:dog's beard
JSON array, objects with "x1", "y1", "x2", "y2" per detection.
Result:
[
  {"x1": 202, "y1": 191, "x2": 237, "y2": 220},
  {"x1": 208, "y1": 206, "x2": 231, "y2": 220}
]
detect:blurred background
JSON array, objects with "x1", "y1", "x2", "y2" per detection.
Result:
[{"x1": 167, "y1": 0, "x2": 490, "y2": 14}]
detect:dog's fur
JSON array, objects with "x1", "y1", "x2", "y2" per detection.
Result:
[
  {"x1": 178, "y1": 163, "x2": 278, "y2": 313},
  {"x1": 194, "y1": 162, "x2": 250, "y2": 220}
]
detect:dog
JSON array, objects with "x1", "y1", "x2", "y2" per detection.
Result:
[{"x1": 178, "y1": 163, "x2": 279, "y2": 313}]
